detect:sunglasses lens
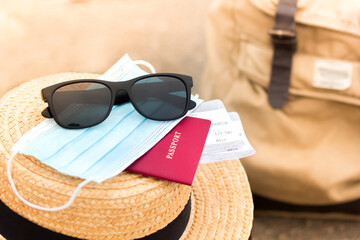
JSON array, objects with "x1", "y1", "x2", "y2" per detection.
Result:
[
  {"x1": 131, "y1": 76, "x2": 188, "y2": 120},
  {"x1": 52, "y1": 82, "x2": 112, "y2": 128}
]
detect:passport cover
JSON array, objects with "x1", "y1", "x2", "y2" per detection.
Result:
[{"x1": 126, "y1": 117, "x2": 211, "y2": 186}]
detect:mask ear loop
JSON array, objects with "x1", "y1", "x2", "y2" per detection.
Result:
[
  {"x1": 7, "y1": 151, "x2": 96, "y2": 212},
  {"x1": 133, "y1": 60, "x2": 156, "y2": 74},
  {"x1": 6, "y1": 59, "x2": 155, "y2": 212}
]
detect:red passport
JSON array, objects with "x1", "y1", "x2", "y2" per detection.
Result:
[{"x1": 126, "y1": 117, "x2": 211, "y2": 186}]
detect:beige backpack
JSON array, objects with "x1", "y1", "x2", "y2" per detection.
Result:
[{"x1": 202, "y1": 0, "x2": 360, "y2": 205}]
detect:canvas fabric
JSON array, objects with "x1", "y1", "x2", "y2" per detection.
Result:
[{"x1": 202, "y1": 0, "x2": 360, "y2": 205}]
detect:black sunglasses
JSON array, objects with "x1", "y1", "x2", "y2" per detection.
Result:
[{"x1": 41, "y1": 73, "x2": 196, "y2": 129}]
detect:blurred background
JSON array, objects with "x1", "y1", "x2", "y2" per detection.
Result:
[
  {"x1": 0, "y1": 0, "x2": 359, "y2": 239},
  {"x1": 0, "y1": 0, "x2": 207, "y2": 97}
]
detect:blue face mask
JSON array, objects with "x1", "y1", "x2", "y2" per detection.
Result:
[{"x1": 7, "y1": 54, "x2": 202, "y2": 212}]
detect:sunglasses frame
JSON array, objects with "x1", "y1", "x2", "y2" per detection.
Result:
[{"x1": 41, "y1": 73, "x2": 194, "y2": 129}]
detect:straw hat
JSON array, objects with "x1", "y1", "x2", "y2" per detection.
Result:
[{"x1": 0, "y1": 73, "x2": 253, "y2": 240}]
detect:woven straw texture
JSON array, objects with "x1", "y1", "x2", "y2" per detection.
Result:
[{"x1": 0, "y1": 73, "x2": 253, "y2": 240}]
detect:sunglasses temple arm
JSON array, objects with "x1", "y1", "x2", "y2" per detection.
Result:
[
  {"x1": 41, "y1": 107, "x2": 53, "y2": 118},
  {"x1": 189, "y1": 100, "x2": 196, "y2": 110}
]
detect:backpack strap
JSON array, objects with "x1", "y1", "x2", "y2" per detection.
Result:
[{"x1": 268, "y1": 0, "x2": 298, "y2": 108}]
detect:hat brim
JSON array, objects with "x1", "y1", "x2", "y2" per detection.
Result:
[
  {"x1": 181, "y1": 160, "x2": 253, "y2": 240},
  {"x1": 0, "y1": 73, "x2": 253, "y2": 240}
]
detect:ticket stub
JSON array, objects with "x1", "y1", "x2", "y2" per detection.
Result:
[
  {"x1": 190, "y1": 100, "x2": 255, "y2": 164},
  {"x1": 190, "y1": 100, "x2": 243, "y2": 153},
  {"x1": 200, "y1": 112, "x2": 255, "y2": 164},
  {"x1": 190, "y1": 108, "x2": 241, "y2": 152}
]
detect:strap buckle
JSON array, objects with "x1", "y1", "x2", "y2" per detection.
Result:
[
  {"x1": 268, "y1": 29, "x2": 296, "y2": 38},
  {"x1": 268, "y1": 28, "x2": 297, "y2": 52}
]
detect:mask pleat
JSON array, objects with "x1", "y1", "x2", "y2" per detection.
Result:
[{"x1": 41, "y1": 104, "x2": 135, "y2": 170}]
